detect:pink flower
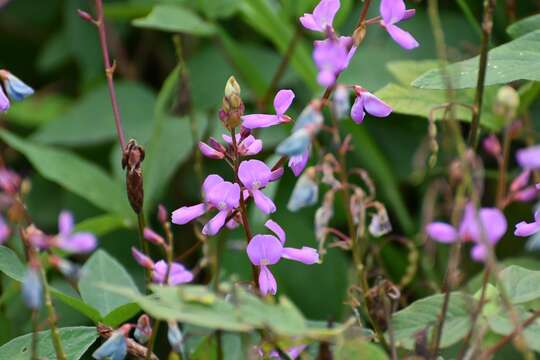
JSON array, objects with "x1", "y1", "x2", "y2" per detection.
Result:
[
  {"x1": 55, "y1": 211, "x2": 97, "y2": 253},
  {"x1": 313, "y1": 37, "x2": 356, "y2": 87},
  {"x1": 171, "y1": 174, "x2": 240, "y2": 236},
  {"x1": 246, "y1": 220, "x2": 319, "y2": 295},
  {"x1": 299, "y1": 0, "x2": 340, "y2": 33},
  {"x1": 241, "y1": 89, "x2": 295, "y2": 129},
  {"x1": 0, "y1": 168, "x2": 21, "y2": 194},
  {"x1": 515, "y1": 211, "x2": 540, "y2": 237},
  {"x1": 238, "y1": 160, "x2": 276, "y2": 214},
  {"x1": 198, "y1": 141, "x2": 225, "y2": 159},
  {"x1": 350, "y1": 86, "x2": 392, "y2": 123},
  {"x1": 426, "y1": 202, "x2": 507, "y2": 262},
  {"x1": 222, "y1": 133, "x2": 263, "y2": 156},
  {"x1": 152, "y1": 260, "x2": 194, "y2": 285},
  {"x1": 517, "y1": 145, "x2": 540, "y2": 170},
  {"x1": 379, "y1": 0, "x2": 419, "y2": 50}
]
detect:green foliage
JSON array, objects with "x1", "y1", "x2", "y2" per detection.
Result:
[
  {"x1": 78, "y1": 250, "x2": 140, "y2": 318},
  {"x1": 334, "y1": 339, "x2": 388, "y2": 360},
  {"x1": 0, "y1": 327, "x2": 98, "y2": 359},
  {"x1": 498, "y1": 265, "x2": 540, "y2": 305},
  {"x1": 507, "y1": 14, "x2": 540, "y2": 38},
  {"x1": 133, "y1": 4, "x2": 216, "y2": 35},
  {"x1": 0, "y1": 246, "x2": 25, "y2": 282},
  {"x1": 412, "y1": 30, "x2": 540, "y2": 89}
]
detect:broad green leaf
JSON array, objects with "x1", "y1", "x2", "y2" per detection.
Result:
[
  {"x1": 412, "y1": 30, "x2": 540, "y2": 89},
  {"x1": 196, "y1": 0, "x2": 242, "y2": 19},
  {"x1": 49, "y1": 287, "x2": 102, "y2": 323},
  {"x1": 387, "y1": 60, "x2": 442, "y2": 86},
  {"x1": 33, "y1": 82, "x2": 155, "y2": 146},
  {"x1": 507, "y1": 14, "x2": 540, "y2": 39},
  {"x1": 102, "y1": 302, "x2": 141, "y2": 327},
  {"x1": 75, "y1": 213, "x2": 129, "y2": 237},
  {"x1": 335, "y1": 339, "x2": 388, "y2": 360},
  {"x1": 343, "y1": 122, "x2": 415, "y2": 234},
  {"x1": 0, "y1": 246, "x2": 25, "y2": 282},
  {"x1": 79, "y1": 250, "x2": 140, "y2": 317},
  {"x1": 499, "y1": 265, "x2": 540, "y2": 305},
  {"x1": 239, "y1": 0, "x2": 318, "y2": 91},
  {"x1": 0, "y1": 131, "x2": 130, "y2": 217},
  {"x1": 487, "y1": 313, "x2": 540, "y2": 352},
  {"x1": 0, "y1": 326, "x2": 98, "y2": 359},
  {"x1": 133, "y1": 4, "x2": 216, "y2": 35},
  {"x1": 390, "y1": 292, "x2": 475, "y2": 350},
  {"x1": 4, "y1": 95, "x2": 71, "y2": 128}
]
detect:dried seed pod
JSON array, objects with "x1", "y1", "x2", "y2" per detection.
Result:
[{"x1": 122, "y1": 139, "x2": 145, "y2": 214}]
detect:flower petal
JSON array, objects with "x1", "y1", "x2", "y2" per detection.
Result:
[
  {"x1": 58, "y1": 210, "x2": 74, "y2": 236},
  {"x1": 289, "y1": 149, "x2": 310, "y2": 177},
  {"x1": 252, "y1": 189, "x2": 276, "y2": 214},
  {"x1": 471, "y1": 244, "x2": 488, "y2": 262},
  {"x1": 385, "y1": 24, "x2": 419, "y2": 50},
  {"x1": 171, "y1": 203, "x2": 206, "y2": 225},
  {"x1": 514, "y1": 220, "x2": 540, "y2": 237},
  {"x1": 202, "y1": 210, "x2": 229, "y2": 236},
  {"x1": 0, "y1": 87, "x2": 9, "y2": 112},
  {"x1": 299, "y1": 14, "x2": 322, "y2": 32},
  {"x1": 246, "y1": 234, "x2": 283, "y2": 266},
  {"x1": 380, "y1": 0, "x2": 406, "y2": 24},
  {"x1": 517, "y1": 145, "x2": 540, "y2": 170},
  {"x1": 59, "y1": 233, "x2": 97, "y2": 253},
  {"x1": 350, "y1": 96, "x2": 366, "y2": 123},
  {"x1": 282, "y1": 246, "x2": 319, "y2": 264},
  {"x1": 312, "y1": 0, "x2": 340, "y2": 30},
  {"x1": 479, "y1": 208, "x2": 507, "y2": 244},
  {"x1": 265, "y1": 220, "x2": 286, "y2": 244},
  {"x1": 258, "y1": 265, "x2": 277, "y2": 295},
  {"x1": 276, "y1": 129, "x2": 311, "y2": 157},
  {"x1": 426, "y1": 222, "x2": 458, "y2": 243},
  {"x1": 5, "y1": 73, "x2": 34, "y2": 101},
  {"x1": 241, "y1": 114, "x2": 281, "y2": 129},
  {"x1": 273, "y1": 89, "x2": 295, "y2": 115},
  {"x1": 363, "y1": 92, "x2": 393, "y2": 118},
  {"x1": 198, "y1": 142, "x2": 224, "y2": 159},
  {"x1": 202, "y1": 174, "x2": 224, "y2": 198},
  {"x1": 238, "y1": 159, "x2": 272, "y2": 189}
]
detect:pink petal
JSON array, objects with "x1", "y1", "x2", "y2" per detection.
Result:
[
  {"x1": 289, "y1": 149, "x2": 310, "y2": 176},
  {"x1": 243, "y1": 138, "x2": 263, "y2": 156},
  {"x1": 238, "y1": 160, "x2": 272, "y2": 189},
  {"x1": 246, "y1": 234, "x2": 283, "y2": 266},
  {"x1": 198, "y1": 142, "x2": 224, "y2": 159},
  {"x1": 58, "y1": 233, "x2": 97, "y2": 253},
  {"x1": 363, "y1": 92, "x2": 393, "y2": 118},
  {"x1": 402, "y1": 8, "x2": 416, "y2": 21},
  {"x1": 132, "y1": 247, "x2": 154, "y2": 269},
  {"x1": 171, "y1": 203, "x2": 206, "y2": 225},
  {"x1": 512, "y1": 186, "x2": 538, "y2": 202},
  {"x1": 202, "y1": 210, "x2": 229, "y2": 236},
  {"x1": 270, "y1": 167, "x2": 284, "y2": 181},
  {"x1": 385, "y1": 24, "x2": 419, "y2": 50},
  {"x1": 299, "y1": 14, "x2": 322, "y2": 32},
  {"x1": 222, "y1": 133, "x2": 241, "y2": 144},
  {"x1": 258, "y1": 265, "x2": 277, "y2": 295},
  {"x1": 206, "y1": 182, "x2": 240, "y2": 209},
  {"x1": 510, "y1": 170, "x2": 530, "y2": 192},
  {"x1": 202, "y1": 174, "x2": 224, "y2": 198},
  {"x1": 241, "y1": 114, "x2": 281, "y2": 129},
  {"x1": 282, "y1": 247, "x2": 319, "y2": 264},
  {"x1": 425, "y1": 222, "x2": 458, "y2": 243},
  {"x1": 479, "y1": 208, "x2": 507, "y2": 244},
  {"x1": 514, "y1": 221, "x2": 540, "y2": 237},
  {"x1": 350, "y1": 96, "x2": 366, "y2": 123},
  {"x1": 252, "y1": 189, "x2": 276, "y2": 214},
  {"x1": 58, "y1": 211, "x2": 74, "y2": 236},
  {"x1": 312, "y1": 0, "x2": 340, "y2": 30},
  {"x1": 265, "y1": 220, "x2": 286, "y2": 244},
  {"x1": 273, "y1": 89, "x2": 295, "y2": 115},
  {"x1": 0, "y1": 87, "x2": 9, "y2": 112},
  {"x1": 517, "y1": 145, "x2": 540, "y2": 170},
  {"x1": 471, "y1": 244, "x2": 488, "y2": 262},
  {"x1": 317, "y1": 69, "x2": 336, "y2": 87},
  {"x1": 380, "y1": 0, "x2": 406, "y2": 24}
]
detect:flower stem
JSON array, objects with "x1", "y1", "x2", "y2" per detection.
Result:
[
  {"x1": 468, "y1": 0, "x2": 497, "y2": 148},
  {"x1": 145, "y1": 320, "x2": 160, "y2": 360},
  {"x1": 31, "y1": 309, "x2": 38, "y2": 360}
]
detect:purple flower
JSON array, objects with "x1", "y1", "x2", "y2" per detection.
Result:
[
  {"x1": 242, "y1": 89, "x2": 295, "y2": 129},
  {"x1": 515, "y1": 211, "x2": 540, "y2": 237},
  {"x1": 351, "y1": 86, "x2": 392, "y2": 123},
  {"x1": 238, "y1": 160, "x2": 276, "y2": 214},
  {"x1": 55, "y1": 211, "x2": 97, "y2": 254},
  {"x1": 171, "y1": 174, "x2": 240, "y2": 236},
  {"x1": 0, "y1": 168, "x2": 21, "y2": 194},
  {"x1": 313, "y1": 37, "x2": 355, "y2": 87},
  {"x1": 152, "y1": 260, "x2": 194, "y2": 285},
  {"x1": 299, "y1": 0, "x2": 340, "y2": 33},
  {"x1": 270, "y1": 344, "x2": 308, "y2": 359},
  {"x1": 0, "y1": 214, "x2": 10, "y2": 244},
  {"x1": 379, "y1": 0, "x2": 419, "y2": 50},
  {"x1": 246, "y1": 220, "x2": 319, "y2": 295},
  {"x1": 0, "y1": 86, "x2": 9, "y2": 112},
  {"x1": 517, "y1": 145, "x2": 540, "y2": 170},
  {"x1": 289, "y1": 149, "x2": 310, "y2": 177},
  {"x1": 92, "y1": 324, "x2": 131, "y2": 360},
  {"x1": 222, "y1": 133, "x2": 263, "y2": 156},
  {"x1": 426, "y1": 203, "x2": 507, "y2": 262}
]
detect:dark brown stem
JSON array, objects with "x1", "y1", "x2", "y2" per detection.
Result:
[
  {"x1": 93, "y1": 0, "x2": 126, "y2": 150},
  {"x1": 468, "y1": 0, "x2": 496, "y2": 148}
]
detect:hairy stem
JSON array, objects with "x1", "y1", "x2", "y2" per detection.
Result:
[{"x1": 468, "y1": 0, "x2": 497, "y2": 148}]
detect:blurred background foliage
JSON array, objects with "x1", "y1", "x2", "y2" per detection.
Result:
[{"x1": 1, "y1": 0, "x2": 539, "y2": 352}]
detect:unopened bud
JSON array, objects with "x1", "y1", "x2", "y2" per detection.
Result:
[
  {"x1": 482, "y1": 134, "x2": 501, "y2": 158},
  {"x1": 224, "y1": 76, "x2": 240, "y2": 98},
  {"x1": 493, "y1": 85, "x2": 519, "y2": 119},
  {"x1": 510, "y1": 170, "x2": 530, "y2": 192},
  {"x1": 77, "y1": 9, "x2": 94, "y2": 22},
  {"x1": 158, "y1": 204, "x2": 168, "y2": 224},
  {"x1": 122, "y1": 139, "x2": 145, "y2": 214},
  {"x1": 143, "y1": 227, "x2": 165, "y2": 246},
  {"x1": 220, "y1": 77, "x2": 244, "y2": 129}
]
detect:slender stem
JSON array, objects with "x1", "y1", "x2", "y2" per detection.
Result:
[
  {"x1": 39, "y1": 263, "x2": 67, "y2": 360},
  {"x1": 93, "y1": 0, "x2": 126, "y2": 150},
  {"x1": 31, "y1": 310, "x2": 38, "y2": 360},
  {"x1": 468, "y1": 0, "x2": 496, "y2": 148},
  {"x1": 496, "y1": 128, "x2": 511, "y2": 208},
  {"x1": 145, "y1": 320, "x2": 160, "y2": 360}
]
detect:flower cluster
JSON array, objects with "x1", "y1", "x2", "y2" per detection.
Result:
[{"x1": 0, "y1": 69, "x2": 34, "y2": 112}]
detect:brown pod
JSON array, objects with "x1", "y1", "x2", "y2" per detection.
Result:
[{"x1": 122, "y1": 139, "x2": 145, "y2": 214}]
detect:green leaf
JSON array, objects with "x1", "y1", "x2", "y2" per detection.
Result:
[
  {"x1": 32, "y1": 82, "x2": 155, "y2": 146},
  {"x1": 195, "y1": 0, "x2": 242, "y2": 19},
  {"x1": 487, "y1": 312, "x2": 540, "y2": 352},
  {"x1": 0, "y1": 326, "x2": 98, "y2": 360},
  {"x1": 0, "y1": 246, "x2": 25, "y2": 282},
  {"x1": 49, "y1": 287, "x2": 102, "y2": 323},
  {"x1": 102, "y1": 302, "x2": 141, "y2": 327},
  {"x1": 0, "y1": 130, "x2": 130, "y2": 217},
  {"x1": 390, "y1": 292, "x2": 475, "y2": 350},
  {"x1": 75, "y1": 213, "x2": 129, "y2": 237},
  {"x1": 79, "y1": 250, "x2": 140, "y2": 317},
  {"x1": 499, "y1": 265, "x2": 540, "y2": 305},
  {"x1": 507, "y1": 14, "x2": 540, "y2": 39},
  {"x1": 335, "y1": 339, "x2": 388, "y2": 360},
  {"x1": 4, "y1": 95, "x2": 72, "y2": 129},
  {"x1": 343, "y1": 122, "x2": 415, "y2": 234},
  {"x1": 239, "y1": 0, "x2": 318, "y2": 91},
  {"x1": 133, "y1": 4, "x2": 216, "y2": 35},
  {"x1": 412, "y1": 30, "x2": 540, "y2": 89}
]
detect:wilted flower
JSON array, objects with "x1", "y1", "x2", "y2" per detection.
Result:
[
  {"x1": 288, "y1": 167, "x2": 319, "y2": 212},
  {"x1": 379, "y1": 0, "x2": 419, "y2": 50},
  {"x1": 515, "y1": 211, "x2": 540, "y2": 237},
  {"x1": 92, "y1": 324, "x2": 131, "y2": 360},
  {"x1": 247, "y1": 220, "x2": 319, "y2": 295},
  {"x1": 0, "y1": 86, "x2": 8, "y2": 112},
  {"x1": 299, "y1": 0, "x2": 340, "y2": 33},
  {"x1": 134, "y1": 314, "x2": 152, "y2": 344},
  {"x1": 167, "y1": 322, "x2": 184, "y2": 354},
  {"x1": 172, "y1": 174, "x2": 240, "y2": 236},
  {"x1": 351, "y1": 86, "x2": 392, "y2": 123},
  {"x1": 426, "y1": 202, "x2": 507, "y2": 261},
  {"x1": 49, "y1": 255, "x2": 82, "y2": 281},
  {"x1": 333, "y1": 85, "x2": 350, "y2": 119},
  {"x1": 0, "y1": 70, "x2": 34, "y2": 101},
  {"x1": 238, "y1": 160, "x2": 277, "y2": 214},
  {"x1": 22, "y1": 265, "x2": 42, "y2": 310},
  {"x1": 0, "y1": 214, "x2": 10, "y2": 244},
  {"x1": 54, "y1": 211, "x2": 97, "y2": 253},
  {"x1": 242, "y1": 89, "x2": 295, "y2": 129}
]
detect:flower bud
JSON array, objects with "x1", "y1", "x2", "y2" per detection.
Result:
[
  {"x1": 482, "y1": 134, "x2": 501, "y2": 159},
  {"x1": 493, "y1": 85, "x2": 519, "y2": 119},
  {"x1": 143, "y1": 228, "x2": 165, "y2": 246},
  {"x1": 22, "y1": 266, "x2": 42, "y2": 310},
  {"x1": 224, "y1": 76, "x2": 240, "y2": 98},
  {"x1": 510, "y1": 170, "x2": 530, "y2": 192},
  {"x1": 77, "y1": 9, "x2": 94, "y2": 22},
  {"x1": 122, "y1": 139, "x2": 145, "y2": 214},
  {"x1": 220, "y1": 76, "x2": 244, "y2": 130},
  {"x1": 158, "y1": 204, "x2": 168, "y2": 224},
  {"x1": 92, "y1": 327, "x2": 128, "y2": 360},
  {"x1": 131, "y1": 247, "x2": 154, "y2": 269}
]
